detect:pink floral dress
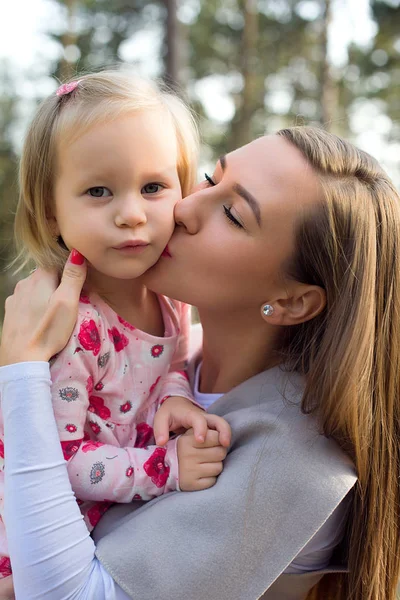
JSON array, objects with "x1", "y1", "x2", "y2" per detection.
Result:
[{"x1": 0, "y1": 292, "x2": 192, "y2": 576}]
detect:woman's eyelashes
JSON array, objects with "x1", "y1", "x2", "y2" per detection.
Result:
[
  {"x1": 204, "y1": 173, "x2": 244, "y2": 229},
  {"x1": 204, "y1": 172, "x2": 216, "y2": 186},
  {"x1": 223, "y1": 205, "x2": 243, "y2": 229}
]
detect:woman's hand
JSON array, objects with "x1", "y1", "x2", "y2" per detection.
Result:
[{"x1": 0, "y1": 251, "x2": 87, "y2": 366}]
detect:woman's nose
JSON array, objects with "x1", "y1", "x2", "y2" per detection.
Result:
[
  {"x1": 174, "y1": 191, "x2": 201, "y2": 234},
  {"x1": 115, "y1": 197, "x2": 147, "y2": 228}
]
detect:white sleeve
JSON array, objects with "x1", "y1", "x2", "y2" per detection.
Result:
[{"x1": 0, "y1": 362, "x2": 130, "y2": 600}]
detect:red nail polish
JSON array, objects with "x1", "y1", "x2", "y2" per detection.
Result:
[{"x1": 70, "y1": 249, "x2": 84, "y2": 265}]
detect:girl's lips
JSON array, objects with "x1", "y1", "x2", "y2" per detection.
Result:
[{"x1": 161, "y1": 245, "x2": 172, "y2": 258}]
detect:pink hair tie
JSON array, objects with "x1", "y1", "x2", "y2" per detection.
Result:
[{"x1": 56, "y1": 80, "x2": 80, "y2": 97}]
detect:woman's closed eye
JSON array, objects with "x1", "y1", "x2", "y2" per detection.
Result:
[
  {"x1": 204, "y1": 173, "x2": 244, "y2": 229},
  {"x1": 87, "y1": 186, "x2": 112, "y2": 198},
  {"x1": 223, "y1": 205, "x2": 243, "y2": 229}
]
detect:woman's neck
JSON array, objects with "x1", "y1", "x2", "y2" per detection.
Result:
[
  {"x1": 85, "y1": 269, "x2": 164, "y2": 336},
  {"x1": 198, "y1": 308, "x2": 282, "y2": 394}
]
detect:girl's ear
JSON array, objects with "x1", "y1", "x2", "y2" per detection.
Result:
[
  {"x1": 47, "y1": 216, "x2": 60, "y2": 238},
  {"x1": 261, "y1": 284, "x2": 326, "y2": 326}
]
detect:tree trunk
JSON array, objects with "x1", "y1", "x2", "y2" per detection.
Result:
[
  {"x1": 164, "y1": 0, "x2": 181, "y2": 87},
  {"x1": 229, "y1": 0, "x2": 261, "y2": 150},
  {"x1": 60, "y1": 0, "x2": 78, "y2": 81},
  {"x1": 320, "y1": 0, "x2": 337, "y2": 130}
]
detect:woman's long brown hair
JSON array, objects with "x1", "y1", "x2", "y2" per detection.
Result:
[{"x1": 278, "y1": 127, "x2": 400, "y2": 600}]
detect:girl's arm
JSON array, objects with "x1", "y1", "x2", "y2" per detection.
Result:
[
  {"x1": 51, "y1": 308, "x2": 181, "y2": 506},
  {"x1": 0, "y1": 362, "x2": 128, "y2": 600}
]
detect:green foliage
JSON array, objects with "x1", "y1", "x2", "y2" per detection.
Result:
[{"x1": 0, "y1": 64, "x2": 19, "y2": 322}]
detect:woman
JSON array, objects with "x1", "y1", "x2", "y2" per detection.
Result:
[{"x1": 0, "y1": 127, "x2": 399, "y2": 600}]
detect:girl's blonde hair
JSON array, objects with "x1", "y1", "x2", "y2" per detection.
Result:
[
  {"x1": 14, "y1": 69, "x2": 199, "y2": 271},
  {"x1": 278, "y1": 126, "x2": 400, "y2": 600}
]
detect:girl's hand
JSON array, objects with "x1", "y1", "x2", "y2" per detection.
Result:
[
  {"x1": 153, "y1": 396, "x2": 232, "y2": 448},
  {"x1": 0, "y1": 251, "x2": 87, "y2": 366},
  {"x1": 177, "y1": 428, "x2": 228, "y2": 492},
  {"x1": 0, "y1": 575, "x2": 15, "y2": 600}
]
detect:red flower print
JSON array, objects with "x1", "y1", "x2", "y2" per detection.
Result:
[
  {"x1": 135, "y1": 422, "x2": 153, "y2": 448},
  {"x1": 95, "y1": 381, "x2": 104, "y2": 391},
  {"x1": 87, "y1": 501, "x2": 112, "y2": 527},
  {"x1": 126, "y1": 466, "x2": 134, "y2": 477},
  {"x1": 78, "y1": 319, "x2": 101, "y2": 356},
  {"x1": 133, "y1": 494, "x2": 142, "y2": 500},
  {"x1": 108, "y1": 327, "x2": 129, "y2": 352},
  {"x1": 83, "y1": 431, "x2": 91, "y2": 441},
  {"x1": 118, "y1": 315, "x2": 135, "y2": 331},
  {"x1": 61, "y1": 439, "x2": 82, "y2": 460},
  {"x1": 120, "y1": 400, "x2": 132, "y2": 414},
  {"x1": 149, "y1": 376, "x2": 161, "y2": 395},
  {"x1": 151, "y1": 344, "x2": 164, "y2": 358},
  {"x1": 82, "y1": 441, "x2": 104, "y2": 453},
  {"x1": 79, "y1": 294, "x2": 91, "y2": 304},
  {"x1": 86, "y1": 376, "x2": 94, "y2": 393},
  {"x1": 87, "y1": 502, "x2": 112, "y2": 527},
  {"x1": 89, "y1": 395, "x2": 111, "y2": 420},
  {"x1": 0, "y1": 439, "x2": 4, "y2": 459},
  {"x1": 143, "y1": 447, "x2": 170, "y2": 488},
  {"x1": 65, "y1": 423, "x2": 77, "y2": 433},
  {"x1": 90, "y1": 461, "x2": 105, "y2": 484},
  {"x1": 0, "y1": 556, "x2": 11, "y2": 577},
  {"x1": 89, "y1": 421, "x2": 101, "y2": 435}
]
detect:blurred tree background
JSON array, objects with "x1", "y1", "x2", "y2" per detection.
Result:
[{"x1": 0, "y1": 0, "x2": 399, "y2": 325}]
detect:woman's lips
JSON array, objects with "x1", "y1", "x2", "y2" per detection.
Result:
[{"x1": 161, "y1": 245, "x2": 172, "y2": 258}]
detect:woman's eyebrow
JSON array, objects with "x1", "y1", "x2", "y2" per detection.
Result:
[{"x1": 218, "y1": 154, "x2": 261, "y2": 227}]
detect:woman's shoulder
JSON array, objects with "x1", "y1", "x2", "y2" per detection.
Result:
[{"x1": 210, "y1": 365, "x2": 356, "y2": 496}]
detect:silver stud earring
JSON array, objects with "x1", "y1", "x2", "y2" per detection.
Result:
[{"x1": 262, "y1": 304, "x2": 274, "y2": 317}]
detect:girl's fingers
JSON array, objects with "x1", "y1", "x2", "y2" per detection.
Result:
[
  {"x1": 186, "y1": 413, "x2": 208, "y2": 443},
  {"x1": 193, "y1": 477, "x2": 217, "y2": 491},
  {"x1": 200, "y1": 461, "x2": 224, "y2": 477},
  {"x1": 153, "y1": 412, "x2": 170, "y2": 446},
  {"x1": 192, "y1": 446, "x2": 227, "y2": 463},
  {"x1": 204, "y1": 414, "x2": 232, "y2": 447}
]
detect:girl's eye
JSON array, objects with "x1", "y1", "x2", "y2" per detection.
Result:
[
  {"x1": 87, "y1": 186, "x2": 112, "y2": 198},
  {"x1": 204, "y1": 173, "x2": 216, "y2": 186},
  {"x1": 223, "y1": 205, "x2": 243, "y2": 229},
  {"x1": 142, "y1": 183, "x2": 163, "y2": 194}
]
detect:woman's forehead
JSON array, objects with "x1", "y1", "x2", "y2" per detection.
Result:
[{"x1": 225, "y1": 135, "x2": 321, "y2": 208}]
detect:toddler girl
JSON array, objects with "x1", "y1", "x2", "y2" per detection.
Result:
[{"x1": 0, "y1": 70, "x2": 230, "y2": 578}]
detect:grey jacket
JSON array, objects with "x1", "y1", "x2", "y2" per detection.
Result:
[{"x1": 93, "y1": 365, "x2": 357, "y2": 600}]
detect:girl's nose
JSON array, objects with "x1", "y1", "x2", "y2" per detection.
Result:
[{"x1": 115, "y1": 197, "x2": 147, "y2": 228}]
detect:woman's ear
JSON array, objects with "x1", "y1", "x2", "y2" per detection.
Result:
[{"x1": 261, "y1": 284, "x2": 326, "y2": 326}]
